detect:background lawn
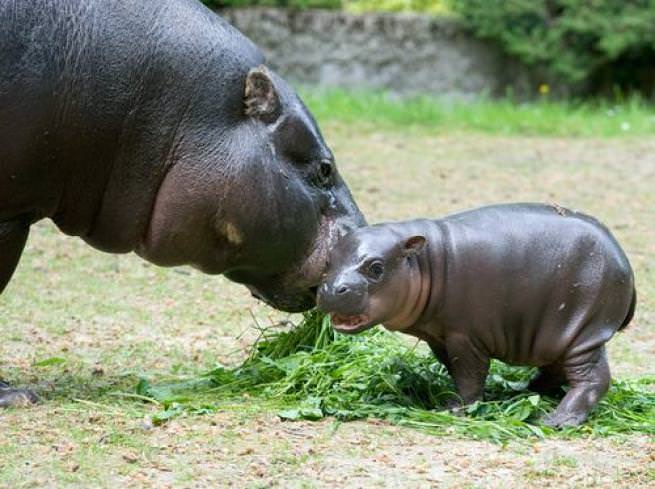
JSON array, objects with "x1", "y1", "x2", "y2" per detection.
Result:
[{"x1": 1, "y1": 98, "x2": 654, "y2": 486}]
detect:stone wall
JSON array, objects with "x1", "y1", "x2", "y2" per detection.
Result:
[{"x1": 220, "y1": 8, "x2": 536, "y2": 99}]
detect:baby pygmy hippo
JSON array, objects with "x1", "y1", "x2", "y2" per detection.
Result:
[{"x1": 317, "y1": 203, "x2": 636, "y2": 427}]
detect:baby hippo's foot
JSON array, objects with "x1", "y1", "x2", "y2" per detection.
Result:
[
  {"x1": 542, "y1": 410, "x2": 588, "y2": 428},
  {"x1": 442, "y1": 392, "x2": 483, "y2": 415},
  {"x1": 441, "y1": 397, "x2": 466, "y2": 414},
  {"x1": 0, "y1": 381, "x2": 39, "y2": 408},
  {"x1": 444, "y1": 397, "x2": 462, "y2": 410}
]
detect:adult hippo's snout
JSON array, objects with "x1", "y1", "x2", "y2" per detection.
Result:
[{"x1": 233, "y1": 195, "x2": 366, "y2": 313}]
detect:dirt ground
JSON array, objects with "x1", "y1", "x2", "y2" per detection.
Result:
[{"x1": 1, "y1": 124, "x2": 654, "y2": 487}]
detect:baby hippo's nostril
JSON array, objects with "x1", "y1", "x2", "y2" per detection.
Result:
[{"x1": 336, "y1": 285, "x2": 350, "y2": 295}]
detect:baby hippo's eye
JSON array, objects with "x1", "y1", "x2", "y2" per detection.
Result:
[{"x1": 367, "y1": 261, "x2": 385, "y2": 281}]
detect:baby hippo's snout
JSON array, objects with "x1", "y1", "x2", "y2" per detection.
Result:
[
  {"x1": 318, "y1": 277, "x2": 367, "y2": 315},
  {"x1": 318, "y1": 276, "x2": 371, "y2": 334},
  {"x1": 317, "y1": 224, "x2": 427, "y2": 334}
]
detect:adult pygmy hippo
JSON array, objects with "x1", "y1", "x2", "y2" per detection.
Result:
[
  {"x1": 0, "y1": 0, "x2": 363, "y2": 407},
  {"x1": 318, "y1": 203, "x2": 636, "y2": 427}
]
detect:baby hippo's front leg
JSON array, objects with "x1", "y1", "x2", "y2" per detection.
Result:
[{"x1": 444, "y1": 334, "x2": 490, "y2": 405}]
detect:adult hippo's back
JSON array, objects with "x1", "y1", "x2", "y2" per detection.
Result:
[{"x1": 0, "y1": 0, "x2": 364, "y2": 404}]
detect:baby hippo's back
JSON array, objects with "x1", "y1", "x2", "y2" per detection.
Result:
[{"x1": 434, "y1": 203, "x2": 634, "y2": 366}]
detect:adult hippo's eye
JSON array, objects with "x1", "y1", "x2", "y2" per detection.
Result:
[
  {"x1": 317, "y1": 159, "x2": 334, "y2": 187},
  {"x1": 366, "y1": 261, "x2": 385, "y2": 282}
]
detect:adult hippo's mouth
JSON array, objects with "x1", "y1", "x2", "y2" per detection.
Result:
[
  {"x1": 246, "y1": 283, "x2": 318, "y2": 313},
  {"x1": 258, "y1": 216, "x2": 353, "y2": 312},
  {"x1": 228, "y1": 216, "x2": 354, "y2": 312}
]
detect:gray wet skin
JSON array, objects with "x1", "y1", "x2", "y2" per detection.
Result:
[
  {"x1": 0, "y1": 0, "x2": 364, "y2": 407},
  {"x1": 318, "y1": 203, "x2": 636, "y2": 428}
]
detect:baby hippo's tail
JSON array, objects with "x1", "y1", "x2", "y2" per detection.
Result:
[{"x1": 619, "y1": 288, "x2": 637, "y2": 331}]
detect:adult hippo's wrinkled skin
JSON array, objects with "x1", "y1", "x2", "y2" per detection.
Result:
[
  {"x1": 318, "y1": 204, "x2": 636, "y2": 427},
  {"x1": 0, "y1": 0, "x2": 364, "y2": 406}
]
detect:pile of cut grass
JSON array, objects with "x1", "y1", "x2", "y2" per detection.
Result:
[{"x1": 135, "y1": 311, "x2": 655, "y2": 442}]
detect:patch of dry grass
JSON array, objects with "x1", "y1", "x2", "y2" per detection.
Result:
[{"x1": 1, "y1": 126, "x2": 654, "y2": 486}]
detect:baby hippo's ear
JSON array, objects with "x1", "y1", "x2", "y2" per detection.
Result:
[
  {"x1": 402, "y1": 236, "x2": 426, "y2": 256},
  {"x1": 244, "y1": 65, "x2": 280, "y2": 123}
]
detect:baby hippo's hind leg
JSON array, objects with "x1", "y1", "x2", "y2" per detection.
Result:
[
  {"x1": 543, "y1": 347, "x2": 611, "y2": 428},
  {"x1": 528, "y1": 365, "x2": 566, "y2": 397}
]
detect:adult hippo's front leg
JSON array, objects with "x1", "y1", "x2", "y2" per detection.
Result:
[
  {"x1": 0, "y1": 381, "x2": 38, "y2": 408},
  {"x1": 0, "y1": 218, "x2": 39, "y2": 407},
  {"x1": 0, "y1": 219, "x2": 29, "y2": 294}
]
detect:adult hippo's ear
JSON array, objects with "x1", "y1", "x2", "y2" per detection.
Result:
[
  {"x1": 402, "y1": 236, "x2": 427, "y2": 257},
  {"x1": 244, "y1": 65, "x2": 280, "y2": 123}
]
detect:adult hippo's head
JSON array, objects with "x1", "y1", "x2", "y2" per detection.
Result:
[
  {"x1": 138, "y1": 65, "x2": 365, "y2": 312},
  {"x1": 222, "y1": 66, "x2": 366, "y2": 310}
]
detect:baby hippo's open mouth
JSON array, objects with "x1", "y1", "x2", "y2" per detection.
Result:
[{"x1": 330, "y1": 313, "x2": 372, "y2": 333}]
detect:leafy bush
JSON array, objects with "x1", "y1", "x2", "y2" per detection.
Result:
[
  {"x1": 204, "y1": 0, "x2": 655, "y2": 96},
  {"x1": 202, "y1": 0, "x2": 342, "y2": 9},
  {"x1": 344, "y1": 0, "x2": 452, "y2": 14},
  {"x1": 203, "y1": 0, "x2": 451, "y2": 12},
  {"x1": 450, "y1": 0, "x2": 655, "y2": 96}
]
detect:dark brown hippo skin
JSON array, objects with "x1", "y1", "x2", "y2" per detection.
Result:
[
  {"x1": 317, "y1": 203, "x2": 636, "y2": 427},
  {"x1": 0, "y1": 0, "x2": 364, "y2": 406}
]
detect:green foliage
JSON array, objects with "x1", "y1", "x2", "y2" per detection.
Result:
[
  {"x1": 202, "y1": 0, "x2": 451, "y2": 11},
  {"x1": 202, "y1": 0, "x2": 342, "y2": 8},
  {"x1": 136, "y1": 311, "x2": 655, "y2": 443},
  {"x1": 202, "y1": 1, "x2": 655, "y2": 94},
  {"x1": 344, "y1": 0, "x2": 452, "y2": 14},
  {"x1": 450, "y1": 0, "x2": 655, "y2": 95},
  {"x1": 300, "y1": 88, "x2": 655, "y2": 137}
]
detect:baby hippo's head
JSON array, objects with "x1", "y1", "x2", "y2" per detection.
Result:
[{"x1": 317, "y1": 225, "x2": 426, "y2": 334}]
